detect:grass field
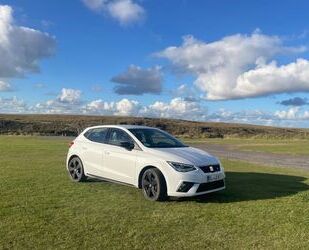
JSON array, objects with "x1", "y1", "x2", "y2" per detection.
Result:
[
  {"x1": 183, "y1": 137, "x2": 309, "y2": 156},
  {"x1": 1, "y1": 136, "x2": 309, "y2": 249}
]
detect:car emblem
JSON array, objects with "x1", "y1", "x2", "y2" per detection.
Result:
[{"x1": 209, "y1": 166, "x2": 214, "y2": 172}]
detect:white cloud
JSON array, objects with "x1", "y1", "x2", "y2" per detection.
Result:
[
  {"x1": 157, "y1": 31, "x2": 308, "y2": 100},
  {"x1": 0, "y1": 96, "x2": 27, "y2": 113},
  {"x1": 82, "y1": 0, "x2": 106, "y2": 11},
  {"x1": 84, "y1": 99, "x2": 114, "y2": 114},
  {"x1": 0, "y1": 5, "x2": 55, "y2": 78},
  {"x1": 208, "y1": 109, "x2": 275, "y2": 125},
  {"x1": 83, "y1": 97, "x2": 206, "y2": 120},
  {"x1": 57, "y1": 88, "x2": 82, "y2": 104},
  {"x1": 111, "y1": 65, "x2": 162, "y2": 95},
  {"x1": 31, "y1": 88, "x2": 82, "y2": 114},
  {"x1": 275, "y1": 107, "x2": 299, "y2": 119},
  {"x1": 40, "y1": 94, "x2": 309, "y2": 126},
  {"x1": 33, "y1": 99, "x2": 81, "y2": 114},
  {"x1": 173, "y1": 84, "x2": 201, "y2": 102},
  {"x1": 82, "y1": 98, "x2": 309, "y2": 126},
  {"x1": 304, "y1": 111, "x2": 309, "y2": 119},
  {"x1": 207, "y1": 107, "x2": 309, "y2": 128},
  {"x1": 83, "y1": 98, "x2": 141, "y2": 116},
  {"x1": 114, "y1": 98, "x2": 140, "y2": 115},
  {"x1": 82, "y1": 0, "x2": 145, "y2": 25},
  {"x1": 0, "y1": 80, "x2": 12, "y2": 91},
  {"x1": 142, "y1": 97, "x2": 207, "y2": 120},
  {"x1": 275, "y1": 107, "x2": 309, "y2": 120},
  {"x1": 235, "y1": 59, "x2": 309, "y2": 98},
  {"x1": 107, "y1": 0, "x2": 144, "y2": 25}
]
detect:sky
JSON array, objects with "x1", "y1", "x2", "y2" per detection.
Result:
[{"x1": 1, "y1": 0, "x2": 309, "y2": 128}]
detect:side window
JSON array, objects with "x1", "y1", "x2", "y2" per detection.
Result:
[
  {"x1": 107, "y1": 129, "x2": 134, "y2": 146},
  {"x1": 84, "y1": 128, "x2": 108, "y2": 143}
]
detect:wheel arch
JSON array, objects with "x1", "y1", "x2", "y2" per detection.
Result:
[
  {"x1": 137, "y1": 165, "x2": 167, "y2": 189},
  {"x1": 67, "y1": 154, "x2": 81, "y2": 166}
]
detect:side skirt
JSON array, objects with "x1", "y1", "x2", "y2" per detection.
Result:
[{"x1": 86, "y1": 173, "x2": 136, "y2": 188}]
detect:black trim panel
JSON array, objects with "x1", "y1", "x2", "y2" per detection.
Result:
[
  {"x1": 196, "y1": 179, "x2": 225, "y2": 193},
  {"x1": 199, "y1": 164, "x2": 221, "y2": 173},
  {"x1": 87, "y1": 173, "x2": 135, "y2": 187}
]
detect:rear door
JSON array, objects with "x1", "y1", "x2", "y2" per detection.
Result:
[
  {"x1": 80, "y1": 128, "x2": 109, "y2": 177},
  {"x1": 104, "y1": 128, "x2": 137, "y2": 185}
]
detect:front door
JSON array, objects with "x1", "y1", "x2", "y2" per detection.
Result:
[{"x1": 104, "y1": 128, "x2": 137, "y2": 185}]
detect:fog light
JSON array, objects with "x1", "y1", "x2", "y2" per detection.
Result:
[{"x1": 177, "y1": 182, "x2": 194, "y2": 192}]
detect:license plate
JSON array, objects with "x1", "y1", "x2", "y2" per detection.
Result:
[{"x1": 207, "y1": 174, "x2": 221, "y2": 182}]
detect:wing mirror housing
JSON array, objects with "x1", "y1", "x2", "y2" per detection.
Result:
[{"x1": 120, "y1": 141, "x2": 135, "y2": 151}]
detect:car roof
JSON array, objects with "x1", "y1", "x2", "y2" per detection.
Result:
[{"x1": 85, "y1": 124, "x2": 157, "y2": 130}]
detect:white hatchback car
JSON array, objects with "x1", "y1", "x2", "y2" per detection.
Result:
[{"x1": 66, "y1": 125, "x2": 225, "y2": 201}]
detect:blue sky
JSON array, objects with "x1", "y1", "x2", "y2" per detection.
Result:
[{"x1": 1, "y1": 0, "x2": 309, "y2": 127}]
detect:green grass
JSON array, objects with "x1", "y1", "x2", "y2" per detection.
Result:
[
  {"x1": 1, "y1": 136, "x2": 309, "y2": 249},
  {"x1": 182, "y1": 137, "x2": 309, "y2": 156}
]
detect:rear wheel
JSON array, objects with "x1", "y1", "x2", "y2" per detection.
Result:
[
  {"x1": 67, "y1": 157, "x2": 87, "y2": 182},
  {"x1": 142, "y1": 168, "x2": 167, "y2": 201}
]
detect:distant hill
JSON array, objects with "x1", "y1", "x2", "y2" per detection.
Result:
[{"x1": 0, "y1": 114, "x2": 308, "y2": 139}]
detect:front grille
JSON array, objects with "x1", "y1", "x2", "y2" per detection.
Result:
[
  {"x1": 199, "y1": 164, "x2": 220, "y2": 173},
  {"x1": 196, "y1": 180, "x2": 225, "y2": 193}
]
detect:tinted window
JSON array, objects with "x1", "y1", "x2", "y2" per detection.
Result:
[
  {"x1": 129, "y1": 128, "x2": 187, "y2": 148},
  {"x1": 84, "y1": 128, "x2": 108, "y2": 143},
  {"x1": 107, "y1": 128, "x2": 134, "y2": 146}
]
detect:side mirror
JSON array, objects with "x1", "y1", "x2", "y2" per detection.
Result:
[{"x1": 120, "y1": 141, "x2": 135, "y2": 151}]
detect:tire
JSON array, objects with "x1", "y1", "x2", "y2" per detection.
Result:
[
  {"x1": 67, "y1": 156, "x2": 87, "y2": 182},
  {"x1": 141, "y1": 168, "x2": 167, "y2": 201}
]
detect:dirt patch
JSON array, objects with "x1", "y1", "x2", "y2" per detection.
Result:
[{"x1": 191, "y1": 143, "x2": 309, "y2": 170}]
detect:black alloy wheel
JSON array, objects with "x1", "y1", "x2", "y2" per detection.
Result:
[
  {"x1": 142, "y1": 168, "x2": 167, "y2": 201},
  {"x1": 68, "y1": 157, "x2": 87, "y2": 182}
]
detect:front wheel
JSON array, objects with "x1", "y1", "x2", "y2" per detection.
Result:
[
  {"x1": 67, "y1": 156, "x2": 87, "y2": 182},
  {"x1": 141, "y1": 168, "x2": 167, "y2": 201}
]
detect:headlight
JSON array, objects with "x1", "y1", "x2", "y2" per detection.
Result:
[
  {"x1": 167, "y1": 161, "x2": 197, "y2": 172},
  {"x1": 220, "y1": 165, "x2": 225, "y2": 172},
  {"x1": 219, "y1": 161, "x2": 224, "y2": 172}
]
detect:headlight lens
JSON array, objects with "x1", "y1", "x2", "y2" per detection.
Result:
[
  {"x1": 219, "y1": 161, "x2": 224, "y2": 172},
  {"x1": 167, "y1": 161, "x2": 197, "y2": 172}
]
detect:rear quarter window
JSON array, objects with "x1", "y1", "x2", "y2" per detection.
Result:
[{"x1": 84, "y1": 128, "x2": 108, "y2": 143}]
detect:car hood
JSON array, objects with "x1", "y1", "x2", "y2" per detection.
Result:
[{"x1": 146, "y1": 146, "x2": 219, "y2": 166}]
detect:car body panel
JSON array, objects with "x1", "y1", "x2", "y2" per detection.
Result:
[
  {"x1": 103, "y1": 143, "x2": 137, "y2": 185},
  {"x1": 78, "y1": 140, "x2": 106, "y2": 176}
]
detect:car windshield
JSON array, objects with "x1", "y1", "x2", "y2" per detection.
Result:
[{"x1": 129, "y1": 128, "x2": 187, "y2": 148}]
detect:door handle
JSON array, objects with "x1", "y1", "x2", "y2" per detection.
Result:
[
  {"x1": 82, "y1": 146, "x2": 87, "y2": 150},
  {"x1": 105, "y1": 151, "x2": 110, "y2": 155}
]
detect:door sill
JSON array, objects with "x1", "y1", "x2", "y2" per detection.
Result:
[{"x1": 87, "y1": 173, "x2": 135, "y2": 188}]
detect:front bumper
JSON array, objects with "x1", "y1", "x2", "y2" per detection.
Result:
[{"x1": 167, "y1": 170, "x2": 225, "y2": 197}]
